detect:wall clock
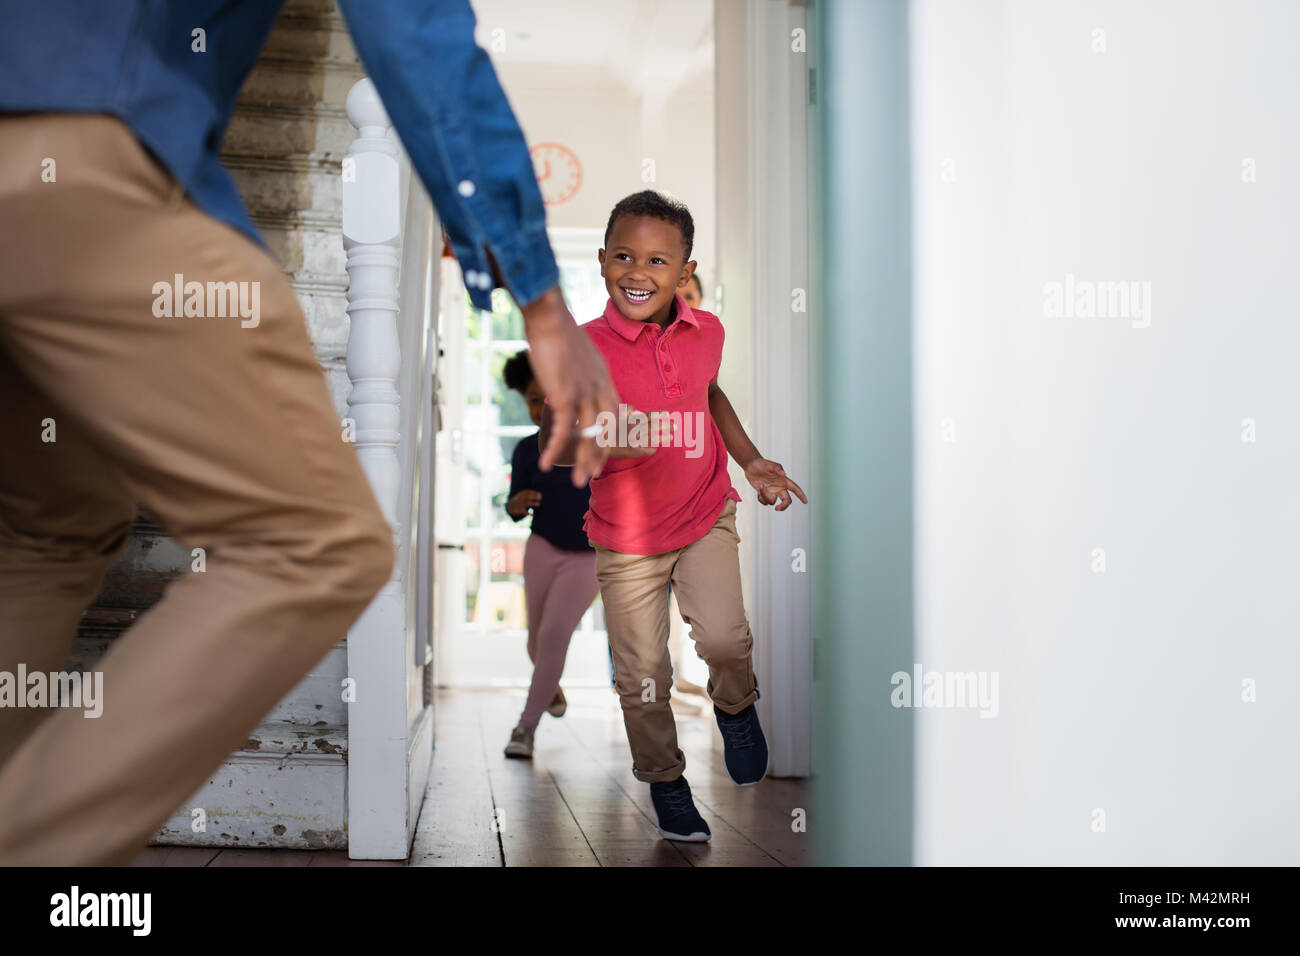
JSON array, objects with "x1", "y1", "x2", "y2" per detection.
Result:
[{"x1": 530, "y1": 142, "x2": 582, "y2": 206}]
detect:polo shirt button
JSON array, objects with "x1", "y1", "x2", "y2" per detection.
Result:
[{"x1": 458, "y1": 179, "x2": 476, "y2": 197}]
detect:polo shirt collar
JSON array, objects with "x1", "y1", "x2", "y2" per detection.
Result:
[{"x1": 603, "y1": 290, "x2": 700, "y2": 342}]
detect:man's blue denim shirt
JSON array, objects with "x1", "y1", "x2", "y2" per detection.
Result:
[{"x1": 0, "y1": 0, "x2": 558, "y2": 312}]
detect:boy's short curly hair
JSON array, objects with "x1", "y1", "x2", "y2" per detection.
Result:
[
  {"x1": 604, "y1": 190, "x2": 694, "y2": 261},
  {"x1": 502, "y1": 349, "x2": 533, "y2": 394}
]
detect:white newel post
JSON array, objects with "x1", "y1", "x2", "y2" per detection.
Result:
[{"x1": 342, "y1": 78, "x2": 409, "y2": 858}]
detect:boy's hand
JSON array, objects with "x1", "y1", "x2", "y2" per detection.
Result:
[
  {"x1": 743, "y1": 458, "x2": 808, "y2": 511},
  {"x1": 507, "y1": 489, "x2": 541, "y2": 518}
]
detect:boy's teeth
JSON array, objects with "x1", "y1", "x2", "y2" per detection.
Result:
[{"x1": 624, "y1": 288, "x2": 651, "y2": 301}]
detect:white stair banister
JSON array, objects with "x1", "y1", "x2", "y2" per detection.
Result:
[
  {"x1": 343, "y1": 78, "x2": 402, "y2": 535},
  {"x1": 342, "y1": 77, "x2": 408, "y2": 858}
]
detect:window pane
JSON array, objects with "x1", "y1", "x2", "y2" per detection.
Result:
[
  {"x1": 462, "y1": 464, "x2": 482, "y2": 530},
  {"x1": 490, "y1": 480, "x2": 513, "y2": 531},
  {"x1": 463, "y1": 405, "x2": 501, "y2": 529},
  {"x1": 559, "y1": 260, "x2": 609, "y2": 322},
  {"x1": 464, "y1": 345, "x2": 486, "y2": 406},
  {"x1": 480, "y1": 348, "x2": 515, "y2": 416},
  {"x1": 489, "y1": 290, "x2": 525, "y2": 341},
  {"x1": 464, "y1": 295, "x2": 483, "y2": 340},
  {"x1": 474, "y1": 537, "x2": 526, "y2": 629},
  {"x1": 463, "y1": 538, "x2": 481, "y2": 623},
  {"x1": 484, "y1": 441, "x2": 511, "y2": 529}
]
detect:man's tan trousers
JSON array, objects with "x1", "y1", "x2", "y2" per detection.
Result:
[
  {"x1": 594, "y1": 499, "x2": 759, "y2": 782},
  {"x1": 0, "y1": 114, "x2": 395, "y2": 865}
]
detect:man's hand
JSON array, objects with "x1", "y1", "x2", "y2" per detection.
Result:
[
  {"x1": 521, "y1": 286, "x2": 618, "y2": 486},
  {"x1": 506, "y1": 489, "x2": 541, "y2": 519},
  {"x1": 743, "y1": 458, "x2": 808, "y2": 511},
  {"x1": 538, "y1": 404, "x2": 672, "y2": 466},
  {"x1": 605, "y1": 407, "x2": 674, "y2": 458}
]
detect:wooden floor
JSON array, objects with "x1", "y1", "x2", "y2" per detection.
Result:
[
  {"x1": 411, "y1": 687, "x2": 808, "y2": 866},
  {"x1": 131, "y1": 687, "x2": 808, "y2": 867}
]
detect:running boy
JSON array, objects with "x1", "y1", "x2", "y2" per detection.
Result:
[{"x1": 543, "y1": 190, "x2": 807, "y2": 842}]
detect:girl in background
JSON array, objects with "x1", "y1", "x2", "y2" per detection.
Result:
[
  {"x1": 667, "y1": 272, "x2": 710, "y2": 709},
  {"x1": 501, "y1": 350, "x2": 600, "y2": 758}
]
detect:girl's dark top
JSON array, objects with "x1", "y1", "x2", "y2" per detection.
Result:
[{"x1": 507, "y1": 430, "x2": 594, "y2": 552}]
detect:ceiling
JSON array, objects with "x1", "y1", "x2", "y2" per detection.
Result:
[{"x1": 470, "y1": 0, "x2": 714, "y2": 97}]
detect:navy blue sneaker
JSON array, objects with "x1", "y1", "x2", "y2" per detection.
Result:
[
  {"x1": 649, "y1": 777, "x2": 711, "y2": 842},
  {"x1": 714, "y1": 703, "x2": 769, "y2": 785}
]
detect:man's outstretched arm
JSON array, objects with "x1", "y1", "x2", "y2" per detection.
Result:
[{"x1": 335, "y1": 0, "x2": 616, "y2": 482}]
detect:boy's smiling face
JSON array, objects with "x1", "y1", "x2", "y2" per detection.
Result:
[{"x1": 599, "y1": 214, "x2": 697, "y2": 329}]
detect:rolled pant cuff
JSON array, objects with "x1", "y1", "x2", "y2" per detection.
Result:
[
  {"x1": 709, "y1": 684, "x2": 760, "y2": 716},
  {"x1": 632, "y1": 756, "x2": 687, "y2": 784}
]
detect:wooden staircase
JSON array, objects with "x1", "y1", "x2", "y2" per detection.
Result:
[{"x1": 66, "y1": 0, "x2": 365, "y2": 850}]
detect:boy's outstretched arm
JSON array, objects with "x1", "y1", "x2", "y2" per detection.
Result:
[{"x1": 708, "y1": 381, "x2": 809, "y2": 511}]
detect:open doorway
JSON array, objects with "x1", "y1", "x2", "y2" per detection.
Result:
[
  {"x1": 435, "y1": 0, "x2": 717, "y2": 695},
  {"x1": 431, "y1": 0, "x2": 812, "y2": 779}
]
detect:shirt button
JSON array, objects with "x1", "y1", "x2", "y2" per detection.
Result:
[{"x1": 458, "y1": 179, "x2": 476, "y2": 197}]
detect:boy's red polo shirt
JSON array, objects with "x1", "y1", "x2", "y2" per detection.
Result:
[{"x1": 581, "y1": 292, "x2": 741, "y2": 555}]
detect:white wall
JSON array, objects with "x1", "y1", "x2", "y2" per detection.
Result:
[
  {"x1": 714, "y1": 0, "x2": 813, "y2": 777},
  {"x1": 911, "y1": 0, "x2": 1300, "y2": 864}
]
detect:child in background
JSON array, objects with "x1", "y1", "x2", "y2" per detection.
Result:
[
  {"x1": 543, "y1": 190, "x2": 807, "y2": 842},
  {"x1": 667, "y1": 267, "x2": 709, "y2": 707},
  {"x1": 501, "y1": 350, "x2": 599, "y2": 759},
  {"x1": 681, "y1": 272, "x2": 704, "y2": 309}
]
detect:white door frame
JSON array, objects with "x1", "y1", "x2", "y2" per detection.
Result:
[{"x1": 715, "y1": 0, "x2": 813, "y2": 777}]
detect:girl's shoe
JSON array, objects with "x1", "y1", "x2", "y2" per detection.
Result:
[
  {"x1": 504, "y1": 722, "x2": 534, "y2": 759},
  {"x1": 649, "y1": 777, "x2": 711, "y2": 842},
  {"x1": 546, "y1": 687, "x2": 567, "y2": 717}
]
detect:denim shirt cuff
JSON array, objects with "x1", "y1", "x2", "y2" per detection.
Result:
[{"x1": 455, "y1": 223, "x2": 559, "y2": 313}]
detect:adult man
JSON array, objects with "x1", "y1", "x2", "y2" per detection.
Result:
[{"x1": 0, "y1": 0, "x2": 616, "y2": 865}]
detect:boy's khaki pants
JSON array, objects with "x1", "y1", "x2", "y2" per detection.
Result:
[
  {"x1": 0, "y1": 114, "x2": 395, "y2": 865},
  {"x1": 594, "y1": 499, "x2": 759, "y2": 782}
]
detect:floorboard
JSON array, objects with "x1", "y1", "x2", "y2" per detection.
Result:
[{"x1": 408, "y1": 690, "x2": 504, "y2": 867}]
